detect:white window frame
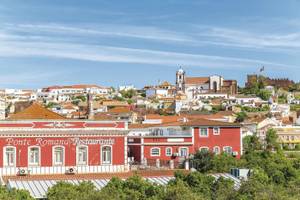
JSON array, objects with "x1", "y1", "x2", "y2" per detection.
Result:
[
  {"x1": 76, "y1": 145, "x2": 88, "y2": 166},
  {"x1": 101, "y1": 145, "x2": 112, "y2": 165},
  {"x1": 150, "y1": 147, "x2": 160, "y2": 157},
  {"x1": 213, "y1": 127, "x2": 220, "y2": 135},
  {"x1": 199, "y1": 127, "x2": 209, "y2": 137},
  {"x1": 223, "y1": 146, "x2": 233, "y2": 154},
  {"x1": 179, "y1": 147, "x2": 189, "y2": 157},
  {"x1": 3, "y1": 146, "x2": 16, "y2": 167},
  {"x1": 165, "y1": 147, "x2": 172, "y2": 156},
  {"x1": 52, "y1": 146, "x2": 65, "y2": 166},
  {"x1": 213, "y1": 146, "x2": 220, "y2": 155},
  {"x1": 28, "y1": 146, "x2": 41, "y2": 166},
  {"x1": 199, "y1": 146, "x2": 209, "y2": 152}
]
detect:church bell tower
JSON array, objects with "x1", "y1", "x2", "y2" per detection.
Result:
[{"x1": 176, "y1": 67, "x2": 185, "y2": 92}]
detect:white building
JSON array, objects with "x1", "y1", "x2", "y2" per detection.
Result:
[
  {"x1": 4, "y1": 89, "x2": 37, "y2": 102},
  {"x1": 175, "y1": 68, "x2": 237, "y2": 100},
  {"x1": 227, "y1": 95, "x2": 262, "y2": 107},
  {"x1": 0, "y1": 98, "x2": 5, "y2": 120},
  {"x1": 119, "y1": 85, "x2": 136, "y2": 91},
  {"x1": 39, "y1": 84, "x2": 111, "y2": 102}
]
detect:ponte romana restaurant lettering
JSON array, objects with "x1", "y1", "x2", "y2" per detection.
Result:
[{"x1": 5, "y1": 137, "x2": 115, "y2": 147}]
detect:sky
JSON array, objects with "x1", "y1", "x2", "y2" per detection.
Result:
[{"x1": 0, "y1": 0, "x2": 300, "y2": 89}]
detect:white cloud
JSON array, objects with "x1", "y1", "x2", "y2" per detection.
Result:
[
  {"x1": 0, "y1": 22, "x2": 299, "y2": 73},
  {"x1": 0, "y1": 39, "x2": 296, "y2": 71},
  {"x1": 4, "y1": 23, "x2": 193, "y2": 43},
  {"x1": 195, "y1": 26, "x2": 300, "y2": 50},
  {"x1": 4, "y1": 22, "x2": 300, "y2": 54}
]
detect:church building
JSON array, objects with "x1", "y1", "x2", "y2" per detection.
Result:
[{"x1": 176, "y1": 68, "x2": 238, "y2": 99}]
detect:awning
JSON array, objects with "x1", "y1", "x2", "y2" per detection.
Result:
[{"x1": 7, "y1": 176, "x2": 174, "y2": 199}]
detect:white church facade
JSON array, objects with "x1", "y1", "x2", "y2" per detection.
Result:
[{"x1": 176, "y1": 68, "x2": 237, "y2": 100}]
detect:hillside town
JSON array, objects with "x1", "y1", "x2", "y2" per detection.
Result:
[
  {"x1": 0, "y1": 67, "x2": 299, "y2": 199},
  {"x1": 1, "y1": 68, "x2": 299, "y2": 148},
  {"x1": 2, "y1": 0, "x2": 300, "y2": 198}
]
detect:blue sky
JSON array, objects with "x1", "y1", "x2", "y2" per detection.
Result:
[{"x1": 0, "y1": 0, "x2": 300, "y2": 89}]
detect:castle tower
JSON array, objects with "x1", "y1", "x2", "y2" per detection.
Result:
[{"x1": 176, "y1": 67, "x2": 185, "y2": 92}]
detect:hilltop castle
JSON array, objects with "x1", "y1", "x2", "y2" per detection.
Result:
[{"x1": 246, "y1": 74, "x2": 294, "y2": 89}]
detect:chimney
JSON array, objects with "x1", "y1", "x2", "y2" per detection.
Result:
[{"x1": 87, "y1": 93, "x2": 94, "y2": 120}]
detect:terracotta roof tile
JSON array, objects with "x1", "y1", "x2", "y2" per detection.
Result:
[
  {"x1": 102, "y1": 100, "x2": 128, "y2": 106},
  {"x1": 9, "y1": 102, "x2": 66, "y2": 120},
  {"x1": 45, "y1": 84, "x2": 109, "y2": 90},
  {"x1": 108, "y1": 107, "x2": 131, "y2": 113},
  {"x1": 185, "y1": 77, "x2": 209, "y2": 85}
]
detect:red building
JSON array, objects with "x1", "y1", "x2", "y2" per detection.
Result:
[
  {"x1": 0, "y1": 104, "x2": 129, "y2": 176},
  {"x1": 128, "y1": 119, "x2": 241, "y2": 166},
  {"x1": 0, "y1": 103, "x2": 242, "y2": 176}
]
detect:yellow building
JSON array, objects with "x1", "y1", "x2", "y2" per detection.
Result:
[{"x1": 274, "y1": 126, "x2": 300, "y2": 149}]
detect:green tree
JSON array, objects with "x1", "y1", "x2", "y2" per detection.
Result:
[
  {"x1": 235, "y1": 112, "x2": 247, "y2": 123},
  {"x1": 211, "y1": 153, "x2": 238, "y2": 173},
  {"x1": 47, "y1": 181, "x2": 96, "y2": 200},
  {"x1": 120, "y1": 89, "x2": 137, "y2": 99},
  {"x1": 190, "y1": 150, "x2": 214, "y2": 173},
  {"x1": 211, "y1": 177, "x2": 236, "y2": 200},
  {"x1": 257, "y1": 89, "x2": 272, "y2": 101},
  {"x1": 95, "y1": 177, "x2": 125, "y2": 200},
  {"x1": 0, "y1": 187, "x2": 33, "y2": 200},
  {"x1": 164, "y1": 179, "x2": 204, "y2": 200},
  {"x1": 243, "y1": 135, "x2": 262, "y2": 153},
  {"x1": 265, "y1": 128, "x2": 280, "y2": 151},
  {"x1": 176, "y1": 172, "x2": 214, "y2": 197}
]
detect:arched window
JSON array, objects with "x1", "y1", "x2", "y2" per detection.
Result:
[
  {"x1": 179, "y1": 147, "x2": 189, "y2": 157},
  {"x1": 199, "y1": 147, "x2": 209, "y2": 152},
  {"x1": 213, "y1": 81, "x2": 218, "y2": 92},
  {"x1": 223, "y1": 146, "x2": 233, "y2": 154},
  {"x1": 102, "y1": 146, "x2": 112, "y2": 164},
  {"x1": 213, "y1": 146, "x2": 220, "y2": 155},
  {"x1": 165, "y1": 147, "x2": 172, "y2": 156},
  {"x1": 53, "y1": 146, "x2": 64, "y2": 166},
  {"x1": 4, "y1": 146, "x2": 16, "y2": 167},
  {"x1": 77, "y1": 146, "x2": 88, "y2": 165},
  {"x1": 150, "y1": 147, "x2": 160, "y2": 157},
  {"x1": 28, "y1": 147, "x2": 40, "y2": 166}
]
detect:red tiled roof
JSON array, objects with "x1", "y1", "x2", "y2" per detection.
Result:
[
  {"x1": 9, "y1": 103, "x2": 66, "y2": 120},
  {"x1": 102, "y1": 100, "x2": 128, "y2": 106},
  {"x1": 45, "y1": 84, "x2": 108, "y2": 90},
  {"x1": 108, "y1": 107, "x2": 131, "y2": 113},
  {"x1": 94, "y1": 113, "x2": 116, "y2": 121},
  {"x1": 185, "y1": 77, "x2": 209, "y2": 85}
]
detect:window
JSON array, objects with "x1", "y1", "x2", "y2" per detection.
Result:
[
  {"x1": 213, "y1": 127, "x2": 220, "y2": 135},
  {"x1": 165, "y1": 147, "x2": 172, "y2": 156},
  {"x1": 223, "y1": 146, "x2": 233, "y2": 154},
  {"x1": 179, "y1": 147, "x2": 188, "y2": 157},
  {"x1": 200, "y1": 128, "x2": 208, "y2": 137},
  {"x1": 151, "y1": 148, "x2": 160, "y2": 156},
  {"x1": 4, "y1": 147, "x2": 16, "y2": 167},
  {"x1": 102, "y1": 146, "x2": 112, "y2": 164},
  {"x1": 213, "y1": 146, "x2": 220, "y2": 155},
  {"x1": 53, "y1": 147, "x2": 64, "y2": 166},
  {"x1": 29, "y1": 147, "x2": 40, "y2": 166},
  {"x1": 199, "y1": 147, "x2": 209, "y2": 152},
  {"x1": 77, "y1": 146, "x2": 88, "y2": 165}
]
